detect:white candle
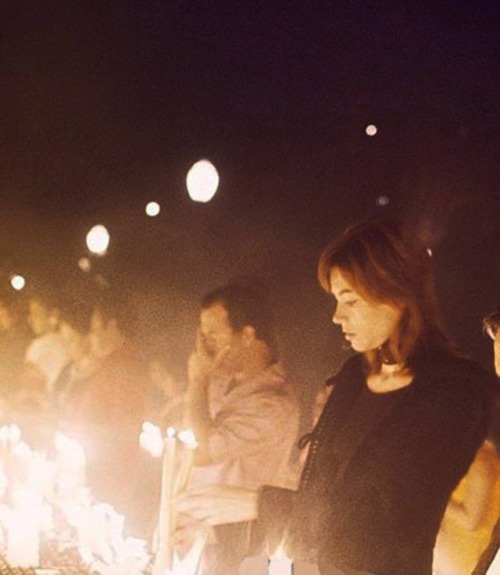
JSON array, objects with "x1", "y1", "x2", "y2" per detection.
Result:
[
  {"x1": 174, "y1": 429, "x2": 198, "y2": 495},
  {"x1": 153, "y1": 426, "x2": 177, "y2": 575},
  {"x1": 268, "y1": 545, "x2": 293, "y2": 575},
  {"x1": 268, "y1": 556, "x2": 294, "y2": 575},
  {"x1": 139, "y1": 422, "x2": 164, "y2": 458}
]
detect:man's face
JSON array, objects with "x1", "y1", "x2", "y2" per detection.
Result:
[{"x1": 199, "y1": 303, "x2": 245, "y2": 369}]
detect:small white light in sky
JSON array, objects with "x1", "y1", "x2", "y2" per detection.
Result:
[
  {"x1": 145, "y1": 201, "x2": 161, "y2": 217},
  {"x1": 186, "y1": 159, "x2": 219, "y2": 203},
  {"x1": 86, "y1": 224, "x2": 110, "y2": 256},
  {"x1": 427, "y1": 248, "x2": 433, "y2": 257},
  {"x1": 10, "y1": 275, "x2": 26, "y2": 291},
  {"x1": 366, "y1": 124, "x2": 378, "y2": 136},
  {"x1": 376, "y1": 195, "x2": 390, "y2": 207},
  {"x1": 78, "y1": 257, "x2": 91, "y2": 272}
]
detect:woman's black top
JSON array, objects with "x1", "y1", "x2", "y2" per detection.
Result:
[{"x1": 254, "y1": 351, "x2": 496, "y2": 575}]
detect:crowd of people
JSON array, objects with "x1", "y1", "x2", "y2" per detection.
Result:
[
  {"x1": 0, "y1": 219, "x2": 498, "y2": 575},
  {"x1": 0, "y1": 286, "x2": 182, "y2": 535},
  {"x1": 177, "y1": 220, "x2": 499, "y2": 575}
]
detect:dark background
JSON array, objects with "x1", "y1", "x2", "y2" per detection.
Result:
[{"x1": 1, "y1": 1, "x2": 499, "y2": 406}]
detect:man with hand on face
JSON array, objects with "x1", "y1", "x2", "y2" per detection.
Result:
[{"x1": 185, "y1": 283, "x2": 300, "y2": 574}]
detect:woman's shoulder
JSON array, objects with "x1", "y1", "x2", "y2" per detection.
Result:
[
  {"x1": 417, "y1": 351, "x2": 496, "y2": 389},
  {"x1": 414, "y1": 352, "x2": 497, "y2": 420}
]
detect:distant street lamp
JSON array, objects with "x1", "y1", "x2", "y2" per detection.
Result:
[
  {"x1": 146, "y1": 201, "x2": 161, "y2": 217},
  {"x1": 10, "y1": 275, "x2": 26, "y2": 291},
  {"x1": 186, "y1": 160, "x2": 219, "y2": 203},
  {"x1": 86, "y1": 224, "x2": 110, "y2": 256}
]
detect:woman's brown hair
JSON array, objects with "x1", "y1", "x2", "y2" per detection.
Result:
[{"x1": 318, "y1": 220, "x2": 451, "y2": 372}]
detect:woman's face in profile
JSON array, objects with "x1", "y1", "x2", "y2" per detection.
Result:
[{"x1": 329, "y1": 268, "x2": 402, "y2": 353}]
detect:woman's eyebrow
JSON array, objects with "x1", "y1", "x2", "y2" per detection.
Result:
[{"x1": 337, "y1": 288, "x2": 354, "y2": 296}]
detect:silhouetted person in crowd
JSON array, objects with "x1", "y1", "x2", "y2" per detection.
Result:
[
  {"x1": 22, "y1": 291, "x2": 69, "y2": 401},
  {"x1": 0, "y1": 293, "x2": 31, "y2": 402},
  {"x1": 53, "y1": 296, "x2": 98, "y2": 415},
  {"x1": 14, "y1": 289, "x2": 69, "y2": 447},
  {"x1": 64, "y1": 290, "x2": 151, "y2": 531}
]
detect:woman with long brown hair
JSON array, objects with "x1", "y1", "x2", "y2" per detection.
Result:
[{"x1": 178, "y1": 220, "x2": 495, "y2": 575}]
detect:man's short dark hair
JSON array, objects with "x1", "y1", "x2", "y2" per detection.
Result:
[{"x1": 201, "y1": 283, "x2": 277, "y2": 355}]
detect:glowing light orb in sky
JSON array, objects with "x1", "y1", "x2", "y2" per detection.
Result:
[
  {"x1": 366, "y1": 124, "x2": 378, "y2": 136},
  {"x1": 86, "y1": 224, "x2": 110, "y2": 256},
  {"x1": 10, "y1": 275, "x2": 26, "y2": 291},
  {"x1": 146, "y1": 201, "x2": 161, "y2": 217},
  {"x1": 186, "y1": 159, "x2": 219, "y2": 203}
]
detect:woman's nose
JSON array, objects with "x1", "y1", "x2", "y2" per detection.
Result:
[{"x1": 332, "y1": 305, "x2": 342, "y2": 325}]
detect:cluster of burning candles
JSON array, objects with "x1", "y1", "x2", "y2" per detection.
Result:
[
  {"x1": 0, "y1": 423, "x2": 150, "y2": 573},
  {"x1": 0, "y1": 422, "x2": 293, "y2": 574}
]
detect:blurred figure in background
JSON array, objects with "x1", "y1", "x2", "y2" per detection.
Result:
[
  {"x1": 0, "y1": 293, "x2": 31, "y2": 403},
  {"x1": 147, "y1": 357, "x2": 186, "y2": 429},
  {"x1": 64, "y1": 290, "x2": 151, "y2": 532},
  {"x1": 22, "y1": 291, "x2": 69, "y2": 401},
  {"x1": 54, "y1": 296, "x2": 98, "y2": 417},
  {"x1": 14, "y1": 289, "x2": 69, "y2": 448}
]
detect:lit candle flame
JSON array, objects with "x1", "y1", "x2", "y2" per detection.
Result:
[{"x1": 139, "y1": 422, "x2": 164, "y2": 458}]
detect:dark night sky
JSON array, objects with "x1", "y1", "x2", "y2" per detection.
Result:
[{"x1": 0, "y1": 1, "x2": 499, "y2": 394}]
